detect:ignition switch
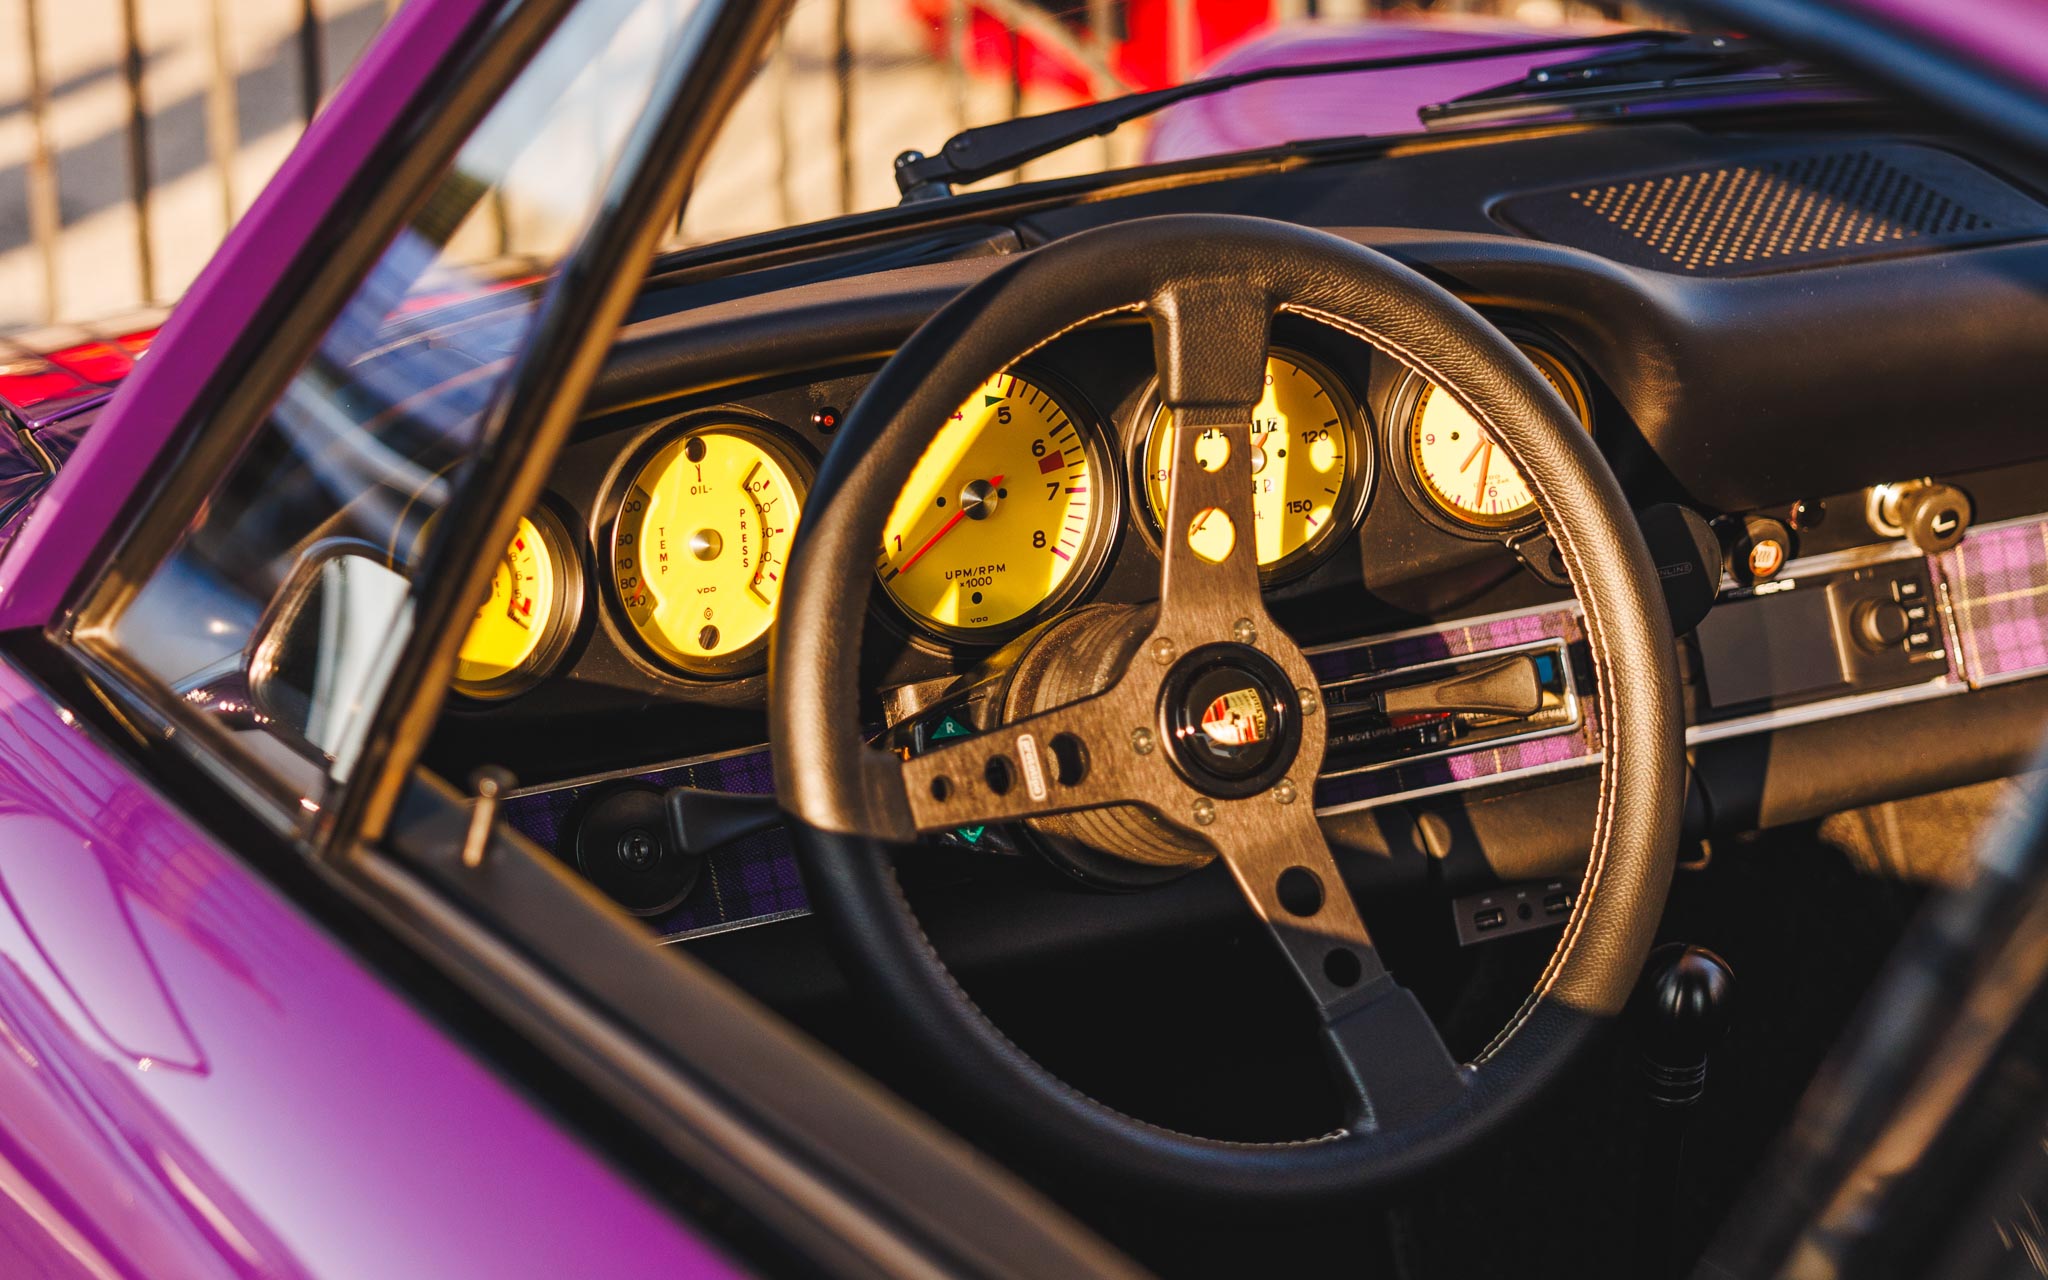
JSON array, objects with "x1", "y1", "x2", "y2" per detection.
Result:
[{"x1": 1866, "y1": 480, "x2": 1974, "y2": 554}]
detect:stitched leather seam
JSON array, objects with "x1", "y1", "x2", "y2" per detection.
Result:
[
  {"x1": 1279, "y1": 303, "x2": 1622, "y2": 1067},
  {"x1": 847, "y1": 276, "x2": 1637, "y2": 1157},
  {"x1": 875, "y1": 291, "x2": 1350, "y2": 1151}
]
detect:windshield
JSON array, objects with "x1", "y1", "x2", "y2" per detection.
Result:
[{"x1": 674, "y1": 0, "x2": 1661, "y2": 248}]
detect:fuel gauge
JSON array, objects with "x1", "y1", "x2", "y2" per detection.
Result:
[{"x1": 453, "y1": 507, "x2": 581, "y2": 699}]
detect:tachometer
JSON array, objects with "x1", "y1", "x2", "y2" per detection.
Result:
[
  {"x1": 877, "y1": 371, "x2": 1111, "y2": 639},
  {"x1": 454, "y1": 507, "x2": 580, "y2": 699},
  {"x1": 1401, "y1": 342, "x2": 1591, "y2": 531},
  {"x1": 611, "y1": 420, "x2": 808, "y2": 676},
  {"x1": 1138, "y1": 349, "x2": 1368, "y2": 578}
]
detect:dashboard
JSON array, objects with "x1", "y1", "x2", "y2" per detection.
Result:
[{"x1": 415, "y1": 116, "x2": 2048, "y2": 957}]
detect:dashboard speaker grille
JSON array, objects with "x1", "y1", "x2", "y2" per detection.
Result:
[{"x1": 1496, "y1": 144, "x2": 2048, "y2": 276}]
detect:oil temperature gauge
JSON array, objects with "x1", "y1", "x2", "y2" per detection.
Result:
[{"x1": 611, "y1": 420, "x2": 809, "y2": 677}]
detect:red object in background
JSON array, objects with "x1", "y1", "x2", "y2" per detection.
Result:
[
  {"x1": 907, "y1": 0, "x2": 1275, "y2": 101},
  {"x1": 0, "y1": 327, "x2": 160, "y2": 415},
  {"x1": 44, "y1": 341, "x2": 137, "y2": 385}
]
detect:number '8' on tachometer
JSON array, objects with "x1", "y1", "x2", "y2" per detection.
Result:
[{"x1": 877, "y1": 372, "x2": 1108, "y2": 639}]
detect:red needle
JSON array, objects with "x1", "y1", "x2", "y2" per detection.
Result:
[
  {"x1": 1473, "y1": 441, "x2": 1494, "y2": 507},
  {"x1": 896, "y1": 474, "x2": 1004, "y2": 574}
]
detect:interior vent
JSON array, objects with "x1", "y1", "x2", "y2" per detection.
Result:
[{"x1": 1495, "y1": 144, "x2": 2048, "y2": 276}]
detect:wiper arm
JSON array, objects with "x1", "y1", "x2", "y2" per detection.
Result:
[
  {"x1": 1450, "y1": 32, "x2": 1778, "y2": 102},
  {"x1": 892, "y1": 28, "x2": 1679, "y2": 202},
  {"x1": 1420, "y1": 32, "x2": 1837, "y2": 125}
]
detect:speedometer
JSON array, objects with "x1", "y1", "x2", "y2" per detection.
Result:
[
  {"x1": 1138, "y1": 349, "x2": 1367, "y2": 578},
  {"x1": 877, "y1": 371, "x2": 1113, "y2": 640},
  {"x1": 610, "y1": 420, "x2": 808, "y2": 677}
]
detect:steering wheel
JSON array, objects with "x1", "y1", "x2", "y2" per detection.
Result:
[{"x1": 772, "y1": 215, "x2": 1684, "y2": 1204}]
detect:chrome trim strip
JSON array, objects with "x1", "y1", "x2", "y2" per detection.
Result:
[
  {"x1": 1303, "y1": 597, "x2": 1578, "y2": 652},
  {"x1": 1315, "y1": 752, "x2": 1602, "y2": 817},
  {"x1": 1719, "y1": 537, "x2": 1923, "y2": 592},
  {"x1": 502, "y1": 740, "x2": 771, "y2": 799},
  {"x1": 658, "y1": 908, "x2": 810, "y2": 944},
  {"x1": 1683, "y1": 674, "x2": 1962, "y2": 743}
]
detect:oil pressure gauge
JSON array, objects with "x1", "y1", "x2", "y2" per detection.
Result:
[{"x1": 610, "y1": 420, "x2": 809, "y2": 677}]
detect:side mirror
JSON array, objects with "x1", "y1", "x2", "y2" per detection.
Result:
[{"x1": 245, "y1": 538, "x2": 414, "y2": 774}]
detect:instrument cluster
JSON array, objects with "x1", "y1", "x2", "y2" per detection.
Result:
[{"x1": 446, "y1": 319, "x2": 1595, "y2": 701}]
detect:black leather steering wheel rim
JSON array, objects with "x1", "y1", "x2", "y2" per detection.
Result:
[{"x1": 771, "y1": 215, "x2": 1684, "y2": 1205}]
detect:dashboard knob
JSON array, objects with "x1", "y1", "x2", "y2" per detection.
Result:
[
  {"x1": 1719, "y1": 514, "x2": 1794, "y2": 583},
  {"x1": 1899, "y1": 483, "x2": 1972, "y2": 555},
  {"x1": 1852, "y1": 598, "x2": 1911, "y2": 653}
]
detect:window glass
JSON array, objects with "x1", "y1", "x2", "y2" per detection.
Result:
[
  {"x1": 673, "y1": 1, "x2": 1642, "y2": 249},
  {"x1": 106, "y1": 0, "x2": 710, "y2": 812}
]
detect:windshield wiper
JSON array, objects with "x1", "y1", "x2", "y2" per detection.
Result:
[
  {"x1": 1419, "y1": 32, "x2": 1845, "y2": 127},
  {"x1": 892, "y1": 28, "x2": 1679, "y2": 202}
]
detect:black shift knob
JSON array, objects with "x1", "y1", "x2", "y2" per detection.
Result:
[{"x1": 1631, "y1": 944, "x2": 1735, "y2": 1106}]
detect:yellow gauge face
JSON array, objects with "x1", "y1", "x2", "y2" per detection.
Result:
[
  {"x1": 455, "y1": 512, "x2": 571, "y2": 696},
  {"x1": 1142, "y1": 352, "x2": 1357, "y2": 575},
  {"x1": 1408, "y1": 344, "x2": 1590, "y2": 529},
  {"x1": 612, "y1": 423, "x2": 807, "y2": 675},
  {"x1": 878, "y1": 372, "x2": 1101, "y2": 636}
]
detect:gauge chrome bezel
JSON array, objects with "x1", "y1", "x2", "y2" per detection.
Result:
[
  {"x1": 1127, "y1": 345, "x2": 1374, "y2": 584},
  {"x1": 452, "y1": 499, "x2": 586, "y2": 702},
  {"x1": 875, "y1": 365, "x2": 1123, "y2": 649},
  {"x1": 1387, "y1": 334, "x2": 1594, "y2": 539},
  {"x1": 602, "y1": 414, "x2": 814, "y2": 680}
]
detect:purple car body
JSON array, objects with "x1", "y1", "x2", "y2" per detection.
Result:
[
  {"x1": 0, "y1": 0, "x2": 2027, "y2": 1273},
  {"x1": 0, "y1": 0, "x2": 746, "y2": 1270}
]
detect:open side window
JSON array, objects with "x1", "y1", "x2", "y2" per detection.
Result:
[{"x1": 67, "y1": 0, "x2": 708, "y2": 836}]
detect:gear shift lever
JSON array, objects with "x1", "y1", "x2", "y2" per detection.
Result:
[{"x1": 1629, "y1": 944, "x2": 1735, "y2": 1280}]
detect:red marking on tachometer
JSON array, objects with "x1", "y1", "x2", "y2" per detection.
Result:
[{"x1": 1037, "y1": 449, "x2": 1065, "y2": 474}]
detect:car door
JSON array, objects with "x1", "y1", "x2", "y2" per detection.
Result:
[
  {"x1": 0, "y1": 0, "x2": 1144, "y2": 1272},
  {"x1": 0, "y1": 0, "x2": 772, "y2": 1274}
]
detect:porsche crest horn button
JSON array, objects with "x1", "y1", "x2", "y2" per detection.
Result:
[{"x1": 1159, "y1": 644, "x2": 1301, "y2": 798}]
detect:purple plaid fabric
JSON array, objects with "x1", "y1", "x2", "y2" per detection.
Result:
[
  {"x1": 1310, "y1": 608, "x2": 1597, "y2": 811},
  {"x1": 1939, "y1": 520, "x2": 2048, "y2": 683},
  {"x1": 509, "y1": 607, "x2": 1598, "y2": 938},
  {"x1": 502, "y1": 749, "x2": 806, "y2": 940}
]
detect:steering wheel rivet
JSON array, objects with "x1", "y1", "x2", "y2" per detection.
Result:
[
  {"x1": 1274, "y1": 777, "x2": 1298, "y2": 805},
  {"x1": 1297, "y1": 686, "x2": 1318, "y2": 716},
  {"x1": 1192, "y1": 798, "x2": 1217, "y2": 826},
  {"x1": 1231, "y1": 617, "x2": 1257, "y2": 646},
  {"x1": 1150, "y1": 636, "x2": 1178, "y2": 665},
  {"x1": 1130, "y1": 726, "x2": 1156, "y2": 755}
]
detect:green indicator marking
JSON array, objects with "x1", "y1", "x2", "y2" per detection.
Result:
[
  {"x1": 926, "y1": 714, "x2": 980, "y2": 843},
  {"x1": 984, "y1": 395, "x2": 1003, "y2": 407}
]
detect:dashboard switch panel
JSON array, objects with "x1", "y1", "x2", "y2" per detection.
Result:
[{"x1": 1454, "y1": 879, "x2": 1577, "y2": 947}]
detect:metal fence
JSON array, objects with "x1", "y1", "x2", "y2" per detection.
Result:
[{"x1": 0, "y1": 0, "x2": 1658, "y2": 333}]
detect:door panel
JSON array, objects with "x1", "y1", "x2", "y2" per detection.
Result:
[{"x1": 0, "y1": 659, "x2": 741, "y2": 1277}]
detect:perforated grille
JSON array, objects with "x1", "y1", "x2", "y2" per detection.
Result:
[{"x1": 1497, "y1": 144, "x2": 2048, "y2": 276}]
